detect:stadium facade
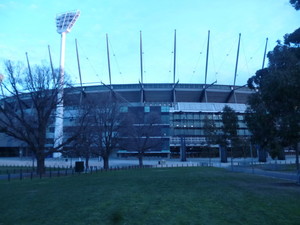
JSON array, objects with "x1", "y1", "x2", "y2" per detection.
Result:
[{"x1": 0, "y1": 82, "x2": 253, "y2": 158}]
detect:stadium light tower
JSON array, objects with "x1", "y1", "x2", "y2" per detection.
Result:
[{"x1": 54, "y1": 10, "x2": 80, "y2": 154}]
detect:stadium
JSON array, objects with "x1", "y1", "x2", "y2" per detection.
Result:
[
  {"x1": 0, "y1": 81, "x2": 254, "y2": 159},
  {"x1": 0, "y1": 11, "x2": 259, "y2": 160}
]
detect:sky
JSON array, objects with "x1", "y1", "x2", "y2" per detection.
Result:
[{"x1": 0, "y1": 0, "x2": 299, "y2": 86}]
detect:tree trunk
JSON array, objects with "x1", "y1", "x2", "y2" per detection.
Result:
[
  {"x1": 258, "y1": 150, "x2": 267, "y2": 162},
  {"x1": 85, "y1": 156, "x2": 89, "y2": 170},
  {"x1": 278, "y1": 147, "x2": 285, "y2": 160},
  {"x1": 296, "y1": 143, "x2": 300, "y2": 171},
  {"x1": 219, "y1": 145, "x2": 227, "y2": 163},
  {"x1": 103, "y1": 156, "x2": 109, "y2": 170},
  {"x1": 138, "y1": 155, "x2": 143, "y2": 167},
  {"x1": 257, "y1": 146, "x2": 267, "y2": 162},
  {"x1": 36, "y1": 153, "x2": 45, "y2": 175}
]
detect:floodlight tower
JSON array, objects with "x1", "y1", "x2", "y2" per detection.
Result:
[{"x1": 54, "y1": 10, "x2": 80, "y2": 152}]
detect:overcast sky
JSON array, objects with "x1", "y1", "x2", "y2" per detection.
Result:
[{"x1": 0, "y1": 0, "x2": 299, "y2": 86}]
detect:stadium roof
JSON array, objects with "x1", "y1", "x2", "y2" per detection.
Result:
[{"x1": 66, "y1": 83, "x2": 254, "y2": 105}]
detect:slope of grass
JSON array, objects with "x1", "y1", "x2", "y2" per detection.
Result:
[{"x1": 0, "y1": 167, "x2": 299, "y2": 225}]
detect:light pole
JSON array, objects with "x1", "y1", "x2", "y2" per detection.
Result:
[{"x1": 54, "y1": 10, "x2": 80, "y2": 156}]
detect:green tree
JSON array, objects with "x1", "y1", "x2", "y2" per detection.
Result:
[
  {"x1": 245, "y1": 94, "x2": 277, "y2": 162},
  {"x1": 203, "y1": 115, "x2": 218, "y2": 163},
  {"x1": 290, "y1": 0, "x2": 300, "y2": 10},
  {"x1": 220, "y1": 106, "x2": 239, "y2": 163},
  {"x1": 247, "y1": 28, "x2": 300, "y2": 169}
]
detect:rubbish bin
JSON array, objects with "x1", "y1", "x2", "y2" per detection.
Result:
[{"x1": 75, "y1": 161, "x2": 84, "y2": 173}]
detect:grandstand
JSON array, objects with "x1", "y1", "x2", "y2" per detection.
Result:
[{"x1": 0, "y1": 82, "x2": 253, "y2": 158}]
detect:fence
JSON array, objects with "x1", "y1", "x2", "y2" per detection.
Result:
[
  {"x1": 1, "y1": 159, "x2": 298, "y2": 182},
  {"x1": 0, "y1": 162, "x2": 214, "y2": 182}
]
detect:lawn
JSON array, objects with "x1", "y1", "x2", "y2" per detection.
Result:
[{"x1": 0, "y1": 167, "x2": 299, "y2": 225}]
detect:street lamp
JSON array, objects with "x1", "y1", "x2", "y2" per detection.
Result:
[{"x1": 53, "y1": 10, "x2": 80, "y2": 155}]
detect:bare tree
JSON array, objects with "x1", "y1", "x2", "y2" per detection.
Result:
[
  {"x1": 121, "y1": 109, "x2": 162, "y2": 167},
  {"x1": 76, "y1": 92, "x2": 124, "y2": 169},
  {"x1": 70, "y1": 102, "x2": 96, "y2": 169},
  {"x1": 72, "y1": 127, "x2": 94, "y2": 169},
  {"x1": 0, "y1": 60, "x2": 82, "y2": 175}
]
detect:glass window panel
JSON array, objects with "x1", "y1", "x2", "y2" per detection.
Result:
[
  {"x1": 144, "y1": 106, "x2": 150, "y2": 112},
  {"x1": 120, "y1": 106, "x2": 128, "y2": 112}
]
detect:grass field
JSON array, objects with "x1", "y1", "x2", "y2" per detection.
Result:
[{"x1": 0, "y1": 167, "x2": 299, "y2": 225}]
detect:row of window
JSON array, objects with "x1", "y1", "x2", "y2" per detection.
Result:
[
  {"x1": 120, "y1": 105, "x2": 170, "y2": 113},
  {"x1": 172, "y1": 128, "x2": 251, "y2": 136},
  {"x1": 171, "y1": 113, "x2": 245, "y2": 121},
  {"x1": 171, "y1": 121, "x2": 247, "y2": 129}
]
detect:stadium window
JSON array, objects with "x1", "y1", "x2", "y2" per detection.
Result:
[
  {"x1": 161, "y1": 115, "x2": 170, "y2": 124},
  {"x1": 194, "y1": 114, "x2": 200, "y2": 120},
  {"x1": 238, "y1": 115, "x2": 244, "y2": 121},
  {"x1": 187, "y1": 114, "x2": 193, "y2": 120},
  {"x1": 144, "y1": 106, "x2": 150, "y2": 112},
  {"x1": 162, "y1": 128, "x2": 169, "y2": 136},
  {"x1": 120, "y1": 106, "x2": 128, "y2": 112},
  {"x1": 200, "y1": 114, "x2": 212, "y2": 120},
  {"x1": 194, "y1": 121, "x2": 200, "y2": 127},
  {"x1": 174, "y1": 114, "x2": 180, "y2": 120},
  {"x1": 161, "y1": 106, "x2": 169, "y2": 112}
]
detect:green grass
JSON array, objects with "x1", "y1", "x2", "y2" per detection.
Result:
[{"x1": 0, "y1": 167, "x2": 300, "y2": 225}]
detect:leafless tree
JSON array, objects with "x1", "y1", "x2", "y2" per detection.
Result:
[
  {"x1": 71, "y1": 102, "x2": 96, "y2": 169},
  {"x1": 75, "y1": 92, "x2": 124, "y2": 169},
  {"x1": 120, "y1": 110, "x2": 163, "y2": 167},
  {"x1": 0, "y1": 60, "x2": 83, "y2": 175}
]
